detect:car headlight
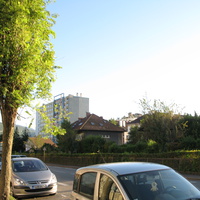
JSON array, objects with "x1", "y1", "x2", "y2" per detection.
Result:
[
  {"x1": 13, "y1": 177, "x2": 27, "y2": 186},
  {"x1": 50, "y1": 173, "x2": 57, "y2": 184}
]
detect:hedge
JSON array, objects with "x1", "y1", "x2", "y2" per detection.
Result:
[{"x1": 29, "y1": 151, "x2": 200, "y2": 175}]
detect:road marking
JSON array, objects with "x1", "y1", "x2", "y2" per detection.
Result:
[
  {"x1": 190, "y1": 181, "x2": 197, "y2": 184},
  {"x1": 58, "y1": 182, "x2": 69, "y2": 186}
]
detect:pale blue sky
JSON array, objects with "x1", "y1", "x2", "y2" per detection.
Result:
[
  {"x1": 47, "y1": 0, "x2": 200, "y2": 120},
  {"x1": 15, "y1": 0, "x2": 200, "y2": 127}
]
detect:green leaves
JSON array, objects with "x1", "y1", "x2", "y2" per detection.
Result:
[{"x1": 0, "y1": 0, "x2": 58, "y2": 108}]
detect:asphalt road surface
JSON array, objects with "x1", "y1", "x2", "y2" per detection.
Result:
[
  {"x1": 22, "y1": 165, "x2": 77, "y2": 200},
  {"x1": 21, "y1": 165, "x2": 200, "y2": 200}
]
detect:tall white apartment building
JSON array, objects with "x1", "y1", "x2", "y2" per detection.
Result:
[{"x1": 36, "y1": 93, "x2": 89, "y2": 135}]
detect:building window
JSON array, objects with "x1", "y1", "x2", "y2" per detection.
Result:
[{"x1": 102, "y1": 135, "x2": 110, "y2": 139}]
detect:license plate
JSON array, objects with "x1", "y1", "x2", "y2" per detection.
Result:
[{"x1": 31, "y1": 184, "x2": 47, "y2": 189}]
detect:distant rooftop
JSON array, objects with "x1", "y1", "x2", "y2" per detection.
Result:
[{"x1": 72, "y1": 113, "x2": 125, "y2": 132}]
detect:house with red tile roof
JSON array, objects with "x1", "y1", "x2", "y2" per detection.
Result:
[
  {"x1": 72, "y1": 113, "x2": 126, "y2": 145},
  {"x1": 25, "y1": 137, "x2": 57, "y2": 151}
]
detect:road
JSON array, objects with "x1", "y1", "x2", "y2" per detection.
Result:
[
  {"x1": 22, "y1": 165, "x2": 200, "y2": 200},
  {"x1": 22, "y1": 165, "x2": 77, "y2": 200}
]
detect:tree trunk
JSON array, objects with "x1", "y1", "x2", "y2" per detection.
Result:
[{"x1": 0, "y1": 105, "x2": 17, "y2": 200}]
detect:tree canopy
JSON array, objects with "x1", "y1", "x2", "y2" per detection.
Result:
[
  {"x1": 0, "y1": 0, "x2": 58, "y2": 199},
  {"x1": 57, "y1": 120, "x2": 76, "y2": 153},
  {"x1": 128, "y1": 99, "x2": 184, "y2": 152}
]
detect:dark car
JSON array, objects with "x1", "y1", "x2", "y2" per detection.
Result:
[{"x1": 71, "y1": 162, "x2": 200, "y2": 200}]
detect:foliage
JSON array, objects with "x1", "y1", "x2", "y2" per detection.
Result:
[
  {"x1": 80, "y1": 135, "x2": 106, "y2": 153},
  {"x1": 12, "y1": 127, "x2": 29, "y2": 153},
  {"x1": 108, "y1": 143, "x2": 121, "y2": 153},
  {"x1": 128, "y1": 126, "x2": 141, "y2": 144},
  {"x1": 180, "y1": 136, "x2": 197, "y2": 150},
  {"x1": 41, "y1": 143, "x2": 57, "y2": 153},
  {"x1": 56, "y1": 120, "x2": 76, "y2": 153},
  {"x1": 138, "y1": 99, "x2": 184, "y2": 151},
  {"x1": 37, "y1": 105, "x2": 66, "y2": 136},
  {"x1": 147, "y1": 139, "x2": 159, "y2": 153},
  {"x1": 103, "y1": 140, "x2": 116, "y2": 153},
  {"x1": 134, "y1": 141, "x2": 148, "y2": 152},
  {"x1": 31, "y1": 152, "x2": 200, "y2": 175},
  {"x1": 33, "y1": 135, "x2": 46, "y2": 149},
  {"x1": 109, "y1": 118, "x2": 118, "y2": 126},
  {"x1": 179, "y1": 113, "x2": 200, "y2": 139}
]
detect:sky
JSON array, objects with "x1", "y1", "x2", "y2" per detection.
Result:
[{"x1": 15, "y1": 0, "x2": 200, "y2": 127}]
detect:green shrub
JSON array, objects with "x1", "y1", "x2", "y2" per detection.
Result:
[
  {"x1": 147, "y1": 140, "x2": 159, "y2": 153},
  {"x1": 180, "y1": 136, "x2": 197, "y2": 150},
  {"x1": 108, "y1": 143, "x2": 120, "y2": 153},
  {"x1": 134, "y1": 141, "x2": 147, "y2": 152}
]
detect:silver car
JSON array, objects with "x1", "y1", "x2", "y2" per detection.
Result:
[
  {"x1": 11, "y1": 155, "x2": 27, "y2": 158},
  {"x1": 11, "y1": 157, "x2": 57, "y2": 198},
  {"x1": 71, "y1": 162, "x2": 200, "y2": 200}
]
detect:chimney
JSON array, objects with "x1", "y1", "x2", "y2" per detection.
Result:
[{"x1": 86, "y1": 112, "x2": 90, "y2": 117}]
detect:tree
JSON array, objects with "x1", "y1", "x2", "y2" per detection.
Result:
[
  {"x1": 139, "y1": 99, "x2": 184, "y2": 151},
  {"x1": 21, "y1": 128, "x2": 29, "y2": 144},
  {"x1": 12, "y1": 127, "x2": 22, "y2": 153},
  {"x1": 109, "y1": 118, "x2": 118, "y2": 126},
  {"x1": 81, "y1": 135, "x2": 106, "y2": 153},
  {"x1": 57, "y1": 120, "x2": 76, "y2": 153},
  {"x1": 0, "y1": 1, "x2": 59, "y2": 199},
  {"x1": 179, "y1": 113, "x2": 200, "y2": 139},
  {"x1": 128, "y1": 125, "x2": 141, "y2": 144}
]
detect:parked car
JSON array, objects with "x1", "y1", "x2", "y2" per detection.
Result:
[
  {"x1": 11, "y1": 155, "x2": 27, "y2": 158},
  {"x1": 71, "y1": 162, "x2": 200, "y2": 200},
  {"x1": 11, "y1": 157, "x2": 57, "y2": 198},
  {"x1": 0, "y1": 155, "x2": 26, "y2": 171}
]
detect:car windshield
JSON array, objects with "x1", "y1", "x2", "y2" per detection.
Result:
[
  {"x1": 13, "y1": 160, "x2": 48, "y2": 172},
  {"x1": 119, "y1": 169, "x2": 200, "y2": 200}
]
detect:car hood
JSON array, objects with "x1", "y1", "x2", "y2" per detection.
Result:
[{"x1": 13, "y1": 170, "x2": 52, "y2": 181}]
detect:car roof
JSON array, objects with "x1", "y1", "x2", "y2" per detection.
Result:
[
  {"x1": 11, "y1": 155, "x2": 26, "y2": 157},
  {"x1": 76, "y1": 162, "x2": 171, "y2": 176},
  {"x1": 12, "y1": 157, "x2": 39, "y2": 161}
]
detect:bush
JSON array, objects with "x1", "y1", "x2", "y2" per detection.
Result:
[
  {"x1": 147, "y1": 140, "x2": 159, "y2": 153},
  {"x1": 134, "y1": 141, "x2": 147, "y2": 152},
  {"x1": 180, "y1": 136, "x2": 197, "y2": 150},
  {"x1": 81, "y1": 135, "x2": 106, "y2": 153},
  {"x1": 108, "y1": 143, "x2": 120, "y2": 153},
  {"x1": 196, "y1": 138, "x2": 200, "y2": 149}
]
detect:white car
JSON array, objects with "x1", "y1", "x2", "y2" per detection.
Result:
[
  {"x1": 11, "y1": 157, "x2": 57, "y2": 198},
  {"x1": 71, "y1": 162, "x2": 200, "y2": 200}
]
